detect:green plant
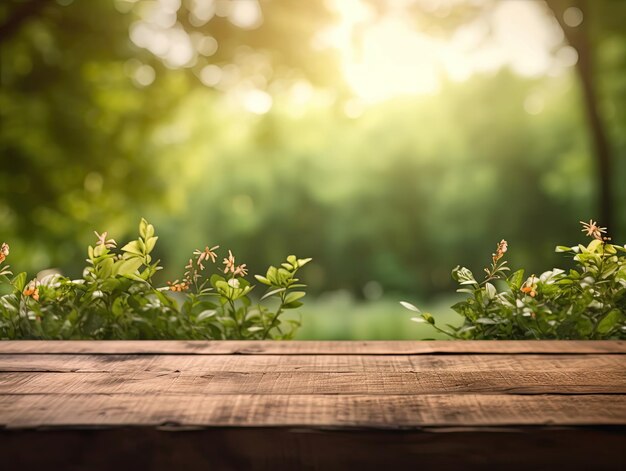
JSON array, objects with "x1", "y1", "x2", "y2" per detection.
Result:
[
  {"x1": 0, "y1": 219, "x2": 311, "y2": 340},
  {"x1": 401, "y1": 220, "x2": 626, "y2": 339}
]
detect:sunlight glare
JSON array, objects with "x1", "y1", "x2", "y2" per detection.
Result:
[{"x1": 325, "y1": 0, "x2": 571, "y2": 104}]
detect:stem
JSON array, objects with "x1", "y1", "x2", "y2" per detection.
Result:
[
  {"x1": 227, "y1": 298, "x2": 241, "y2": 338},
  {"x1": 429, "y1": 322, "x2": 456, "y2": 339},
  {"x1": 534, "y1": 316, "x2": 544, "y2": 338},
  {"x1": 262, "y1": 291, "x2": 287, "y2": 339}
]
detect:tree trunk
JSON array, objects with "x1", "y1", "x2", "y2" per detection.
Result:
[{"x1": 546, "y1": 0, "x2": 613, "y2": 232}]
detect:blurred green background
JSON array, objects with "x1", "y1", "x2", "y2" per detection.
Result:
[{"x1": 1, "y1": 0, "x2": 625, "y2": 339}]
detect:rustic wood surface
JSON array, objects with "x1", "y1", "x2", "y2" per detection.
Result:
[
  {"x1": 1, "y1": 339, "x2": 624, "y2": 354},
  {"x1": 0, "y1": 340, "x2": 624, "y2": 470}
]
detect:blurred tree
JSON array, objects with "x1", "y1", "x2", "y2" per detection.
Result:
[
  {"x1": 370, "y1": 0, "x2": 624, "y2": 234},
  {"x1": 545, "y1": 0, "x2": 619, "y2": 234},
  {"x1": 0, "y1": 0, "x2": 339, "y2": 273},
  {"x1": 1, "y1": 0, "x2": 184, "y2": 270},
  {"x1": 0, "y1": 0, "x2": 623, "y2": 302}
]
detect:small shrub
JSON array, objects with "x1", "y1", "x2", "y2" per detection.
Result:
[
  {"x1": 0, "y1": 219, "x2": 311, "y2": 340},
  {"x1": 402, "y1": 220, "x2": 626, "y2": 339}
]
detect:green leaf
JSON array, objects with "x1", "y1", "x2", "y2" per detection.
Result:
[
  {"x1": 244, "y1": 309, "x2": 261, "y2": 320},
  {"x1": 283, "y1": 301, "x2": 303, "y2": 310},
  {"x1": 284, "y1": 291, "x2": 306, "y2": 304},
  {"x1": 254, "y1": 275, "x2": 271, "y2": 286},
  {"x1": 101, "y1": 278, "x2": 121, "y2": 291},
  {"x1": 115, "y1": 257, "x2": 143, "y2": 276},
  {"x1": 145, "y1": 236, "x2": 158, "y2": 254},
  {"x1": 215, "y1": 280, "x2": 231, "y2": 294},
  {"x1": 450, "y1": 301, "x2": 468, "y2": 315},
  {"x1": 575, "y1": 317, "x2": 594, "y2": 336},
  {"x1": 277, "y1": 268, "x2": 292, "y2": 281},
  {"x1": 400, "y1": 301, "x2": 420, "y2": 312},
  {"x1": 484, "y1": 282, "x2": 497, "y2": 300},
  {"x1": 12, "y1": 272, "x2": 27, "y2": 292},
  {"x1": 266, "y1": 266, "x2": 278, "y2": 284},
  {"x1": 139, "y1": 218, "x2": 147, "y2": 237},
  {"x1": 586, "y1": 239, "x2": 603, "y2": 253},
  {"x1": 93, "y1": 244, "x2": 106, "y2": 258},
  {"x1": 99, "y1": 257, "x2": 114, "y2": 278},
  {"x1": 261, "y1": 287, "x2": 286, "y2": 300},
  {"x1": 210, "y1": 274, "x2": 226, "y2": 287},
  {"x1": 597, "y1": 310, "x2": 622, "y2": 334},
  {"x1": 121, "y1": 241, "x2": 143, "y2": 256},
  {"x1": 421, "y1": 313, "x2": 435, "y2": 325},
  {"x1": 508, "y1": 269, "x2": 525, "y2": 290},
  {"x1": 219, "y1": 317, "x2": 238, "y2": 329},
  {"x1": 458, "y1": 325, "x2": 477, "y2": 334},
  {"x1": 145, "y1": 223, "x2": 155, "y2": 240},
  {"x1": 452, "y1": 266, "x2": 477, "y2": 286},
  {"x1": 197, "y1": 310, "x2": 217, "y2": 321}
]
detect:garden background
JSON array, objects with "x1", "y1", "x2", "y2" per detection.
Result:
[{"x1": 1, "y1": 0, "x2": 625, "y2": 339}]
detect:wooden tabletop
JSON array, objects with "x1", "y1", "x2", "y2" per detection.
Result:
[{"x1": 1, "y1": 340, "x2": 625, "y2": 470}]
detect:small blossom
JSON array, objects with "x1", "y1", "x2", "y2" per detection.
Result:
[
  {"x1": 94, "y1": 231, "x2": 117, "y2": 249},
  {"x1": 227, "y1": 278, "x2": 241, "y2": 288},
  {"x1": 167, "y1": 280, "x2": 189, "y2": 292},
  {"x1": 195, "y1": 245, "x2": 219, "y2": 268},
  {"x1": 23, "y1": 280, "x2": 40, "y2": 301},
  {"x1": 223, "y1": 250, "x2": 236, "y2": 274},
  {"x1": 580, "y1": 220, "x2": 607, "y2": 241},
  {"x1": 492, "y1": 239, "x2": 508, "y2": 263},
  {"x1": 0, "y1": 242, "x2": 9, "y2": 264},
  {"x1": 233, "y1": 264, "x2": 248, "y2": 277},
  {"x1": 521, "y1": 275, "x2": 538, "y2": 298},
  {"x1": 182, "y1": 256, "x2": 201, "y2": 285}
]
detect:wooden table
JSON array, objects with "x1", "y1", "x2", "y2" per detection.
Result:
[{"x1": 0, "y1": 340, "x2": 624, "y2": 470}]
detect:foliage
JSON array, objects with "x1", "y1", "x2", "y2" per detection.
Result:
[
  {"x1": 402, "y1": 220, "x2": 626, "y2": 339},
  {"x1": 0, "y1": 0, "x2": 337, "y2": 271},
  {"x1": 2, "y1": 0, "x2": 626, "y2": 343},
  {"x1": 0, "y1": 219, "x2": 310, "y2": 340}
]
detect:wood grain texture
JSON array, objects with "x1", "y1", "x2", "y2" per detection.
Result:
[
  {"x1": 1, "y1": 353, "x2": 623, "y2": 373},
  {"x1": 1, "y1": 369, "x2": 624, "y2": 395},
  {"x1": 0, "y1": 340, "x2": 624, "y2": 470},
  {"x1": 1, "y1": 340, "x2": 624, "y2": 355},
  {"x1": 1, "y1": 393, "x2": 624, "y2": 429}
]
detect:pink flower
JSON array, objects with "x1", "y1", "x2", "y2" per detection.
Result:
[
  {"x1": 492, "y1": 239, "x2": 508, "y2": 263},
  {"x1": 233, "y1": 264, "x2": 248, "y2": 277},
  {"x1": 223, "y1": 250, "x2": 236, "y2": 274},
  {"x1": 580, "y1": 220, "x2": 607, "y2": 240},
  {"x1": 195, "y1": 245, "x2": 219, "y2": 269},
  {"x1": 94, "y1": 231, "x2": 117, "y2": 249}
]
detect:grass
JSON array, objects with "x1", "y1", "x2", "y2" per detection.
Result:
[{"x1": 294, "y1": 292, "x2": 463, "y2": 340}]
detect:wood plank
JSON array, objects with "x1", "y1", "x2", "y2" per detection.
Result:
[
  {"x1": 1, "y1": 393, "x2": 624, "y2": 429},
  {"x1": 0, "y1": 353, "x2": 623, "y2": 374},
  {"x1": 2, "y1": 427, "x2": 624, "y2": 471},
  {"x1": 0, "y1": 340, "x2": 624, "y2": 355},
  {"x1": 1, "y1": 369, "x2": 624, "y2": 395}
]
